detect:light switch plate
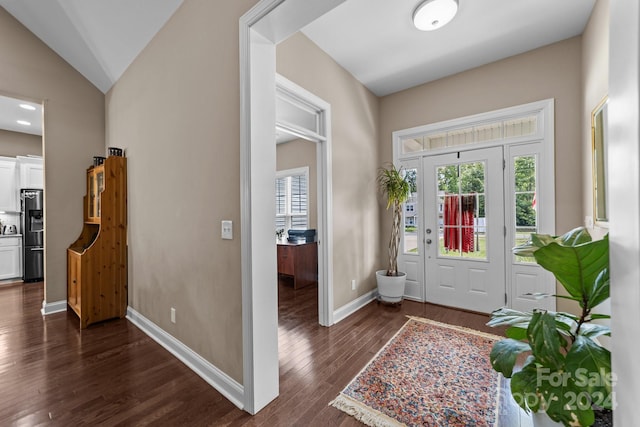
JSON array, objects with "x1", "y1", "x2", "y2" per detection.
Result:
[{"x1": 222, "y1": 220, "x2": 233, "y2": 240}]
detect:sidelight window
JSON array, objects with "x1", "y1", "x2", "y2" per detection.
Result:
[{"x1": 513, "y1": 155, "x2": 538, "y2": 263}]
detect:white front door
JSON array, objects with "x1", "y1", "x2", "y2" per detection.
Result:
[{"x1": 423, "y1": 147, "x2": 505, "y2": 313}]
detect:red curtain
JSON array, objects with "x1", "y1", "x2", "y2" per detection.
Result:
[{"x1": 444, "y1": 194, "x2": 476, "y2": 253}]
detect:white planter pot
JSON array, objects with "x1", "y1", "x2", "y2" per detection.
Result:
[
  {"x1": 375, "y1": 270, "x2": 406, "y2": 303},
  {"x1": 532, "y1": 411, "x2": 563, "y2": 427}
]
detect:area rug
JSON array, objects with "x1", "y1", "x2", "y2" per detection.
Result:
[{"x1": 329, "y1": 316, "x2": 502, "y2": 427}]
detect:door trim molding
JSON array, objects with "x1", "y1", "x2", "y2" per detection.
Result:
[
  {"x1": 276, "y1": 73, "x2": 334, "y2": 327},
  {"x1": 239, "y1": 0, "x2": 346, "y2": 414}
]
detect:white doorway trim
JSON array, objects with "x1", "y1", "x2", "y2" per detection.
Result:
[
  {"x1": 276, "y1": 74, "x2": 334, "y2": 328},
  {"x1": 239, "y1": 0, "x2": 345, "y2": 415}
]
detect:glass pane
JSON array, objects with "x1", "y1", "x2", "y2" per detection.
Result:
[
  {"x1": 513, "y1": 155, "x2": 538, "y2": 263},
  {"x1": 401, "y1": 136, "x2": 423, "y2": 154},
  {"x1": 447, "y1": 127, "x2": 474, "y2": 146},
  {"x1": 437, "y1": 165, "x2": 459, "y2": 193},
  {"x1": 504, "y1": 116, "x2": 537, "y2": 138},
  {"x1": 276, "y1": 96, "x2": 318, "y2": 133},
  {"x1": 89, "y1": 174, "x2": 95, "y2": 218},
  {"x1": 437, "y1": 162, "x2": 487, "y2": 260},
  {"x1": 96, "y1": 171, "x2": 104, "y2": 217},
  {"x1": 290, "y1": 174, "x2": 307, "y2": 215},
  {"x1": 290, "y1": 215, "x2": 307, "y2": 229},
  {"x1": 403, "y1": 168, "x2": 418, "y2": 254},
  {"x1": 475, "y1": 122, "x2": 502, "y2": 141},
  {"x1": 426, "y1": 132, "x2": 447, "y2": 150},
  {"x1": 460, "y1": 163, "x2": 485, "y2": 194},
  {"x1": 275, "y1": 178, "x2": 286, "y2": 215}
]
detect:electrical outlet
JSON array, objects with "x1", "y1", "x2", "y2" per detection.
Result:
[
  {"x1": 171, "y1": 307, "x2": 176, "y2": 324},
  {"x1": 351, "y1": 279, "x2": 356, "y2": 291}
]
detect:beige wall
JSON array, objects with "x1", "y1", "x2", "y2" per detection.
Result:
[
  {"x1": 581, "y1": 0, "x2": 610, "y2": 340},
  {"x1": 276, "y1": 138, "x2": 317, "y2": 230},
  {"x1": 277, "y1": 33, "x2": 381, "y2": 309},
  {"x1": 582, "y1": 0, "x2": 610, "y2": 241},
  {"x1": 0, "y1": 8, "x2": 105, "y2": 302},
  {"x1": 379, "y1": 37, "x2": 583, "y2": 312},
  {"x1": 105, "y1": 0, "x2": 258, "y2": 383},
  {"x1": 0, "y1": 129, "x2": 42, "y2": 157}
]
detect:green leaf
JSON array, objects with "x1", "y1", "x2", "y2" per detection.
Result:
[
  {"x1": 565, "y1": 336, "x2": 613, "y2": 408},
  {"x1": 505, "y1": 326, "x2": 527, "y2": 340},
  {"x1": 557, "y1": 227, "x2": 593, "y2": 246},
  {"x1": 588, "y1": 267, "x2": 610, "y2": 309},
  {"x1": 554, "y1": 294, "x2": 583, "y2": 302},
  {"x1": 578, "y1": 323, "x2": 611, "y2": 339},
  {"x1": 557, "y1": 312, "x2": 580, "y2": 323},
  {"x1": 487, "y1": 307, "x2": 532, "y2": 329},
  {"x1": 542, "y1": 376, "x2": 595, "y2": 427},
  {"x1": 490, "y1": 339, "x2": 531, "y2": 378},
  {"x1": 533, "y1": 235, "x2": 608, "y2": 307},
  {"x1": 527, "y1": 312, "x2": 565, "y2": 371},
  {"x1": 589, "y1": 313, "x2": 611, "y2": 320},
  {"x1": 510, "y1": 361, "x2": 541, "y2": 412},
  {"x1": 512, "y1": 233, "x2": 556, "y2": 257}
]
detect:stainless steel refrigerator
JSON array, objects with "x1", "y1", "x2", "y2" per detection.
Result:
[{"x1": 21, "y1": 189, "x2": 44, "y2": 282}]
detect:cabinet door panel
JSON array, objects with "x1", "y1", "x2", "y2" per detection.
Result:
[
  {"x1": 0, "y1": 246, "x2": 20, "y2": 280},
  {"x1": 277, "y1": 245, "x2": 294, "y2": 275},
  {"x1": 67, "y1": 251, "x2": 81, "y2": 314},
  {"x1": 0, "y1": 160, "x2": 17, "y2": 211}
]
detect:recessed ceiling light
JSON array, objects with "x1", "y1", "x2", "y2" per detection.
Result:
[
  {"x1": 19, "y1": 104, "x2": 36, "y2": 111},
  {"x1": 17, "y1": 120, "x2": 31, "y2": 126},
  {"x1": 413, "y1": 0, "x2": 459, "y2": 31}
]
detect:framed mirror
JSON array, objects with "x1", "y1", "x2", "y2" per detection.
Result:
[{"x1": 592, "y1": 97, "x2": 608, "y2": 224}]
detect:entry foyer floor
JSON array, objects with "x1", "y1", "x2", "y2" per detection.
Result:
[{"x1": 0, "y1": 280, "x2": 524, "y2": 426}]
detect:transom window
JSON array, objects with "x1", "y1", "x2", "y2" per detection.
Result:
[{"x1": 400, "y1": 114, "x2": 538, "y2": 155}]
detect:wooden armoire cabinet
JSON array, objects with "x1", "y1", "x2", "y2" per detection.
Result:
[{"x1": 67, "y1": 155, "x2": 127, "y2": 328}]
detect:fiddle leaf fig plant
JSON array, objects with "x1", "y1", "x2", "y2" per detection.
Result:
[{"x1": 488, "y1": 227, "x2": 612, "y2": 426}]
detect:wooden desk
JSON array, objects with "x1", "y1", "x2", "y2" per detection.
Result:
[{"x1": 277, "y1": 242, "x2": 318, "y2": 289}]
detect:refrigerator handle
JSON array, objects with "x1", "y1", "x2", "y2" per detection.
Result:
[{"x1": 30, "y1": 247, "x2": 44, "y2": 251}]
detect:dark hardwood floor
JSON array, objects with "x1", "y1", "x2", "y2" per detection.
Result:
[{"x1": 0, "y1": 280, "x2": 520, "y2": 426}]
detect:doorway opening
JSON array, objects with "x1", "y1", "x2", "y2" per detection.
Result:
[
  {"x1": 240, "y1": 2, "x2": 342, "y2": 412},
  {"x1": 275, "y1": 74, "x2": 332, "y2": 327},
  {"x1": 0, "y1": 93, "x2": 44, "y2": 288}
]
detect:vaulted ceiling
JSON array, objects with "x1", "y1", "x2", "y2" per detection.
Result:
[{"x1": 0, "y1": 0, "x2": 596, "y2": 135}]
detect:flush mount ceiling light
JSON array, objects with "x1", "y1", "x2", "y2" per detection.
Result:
[{"x1": 413, "y1": 0, "x2": 459, "y2": 31}]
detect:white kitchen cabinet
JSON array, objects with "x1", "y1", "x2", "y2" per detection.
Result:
[
  {"x1": 0, "y1": 237, "x2": 21, "y2": 280},
  {"x1": 0, "y1": 157, "x2": 18, "y2": 212},
  {"x1": 17, "y1": 156, "x2": 43, "y2": 190}
]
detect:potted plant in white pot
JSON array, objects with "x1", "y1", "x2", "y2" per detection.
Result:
[
  {"x1": 488, "y1": 227, "x2": 612, "y2": 427},
  {"x1": 376, "y1": 163, "x2": 411, "y2": 303}
]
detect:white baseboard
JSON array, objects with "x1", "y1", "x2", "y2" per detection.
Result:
[
  {"x1": 41, "y1": 299, "x2": 67, "y2": 315},
  {"x1": 333, "y1": 289, "x2": 377, "y2": 324},
  {"x1": 126, "y1": 306, "x2": 244, "y2": 410}
]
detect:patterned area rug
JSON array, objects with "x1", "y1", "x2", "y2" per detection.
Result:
[{"x1": 330, "y1": 316, "x2": 501, "y2": 427}]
